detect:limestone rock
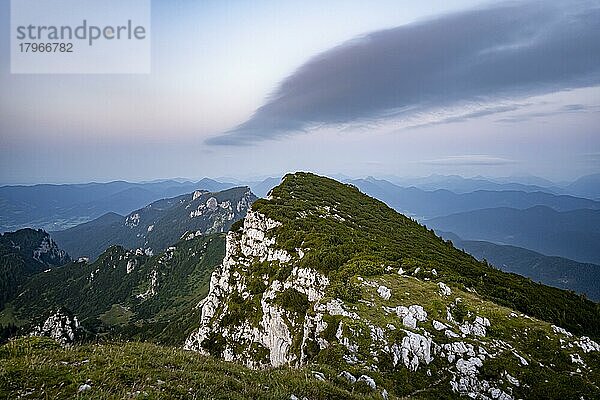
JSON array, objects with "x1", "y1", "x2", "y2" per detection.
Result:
[
  {"x1": 438, "y1": 282, "x2": 452, "y2": 296},
  {"x1": 30, "y1": 308, "x2": 82, "y2": 347},
  {"x1": 377, "y1": 285, "x2": 392, "y2": 300},
  {"x1": 357, "y1": 375, "x2": 376, "y2": 389},
  {"x1": 338, "y1": 371, "x2": 357, "y2": 384},
  {"x1": 396, "y1": 305, "x2": 427, "y2": 329}
]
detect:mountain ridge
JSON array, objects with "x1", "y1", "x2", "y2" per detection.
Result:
[
  {"x1": 51, "y1": 187, "x2": 256, "y2": 260},
  {"x1": 184, "y1": 172, "x2": 600, "y2": 399}
]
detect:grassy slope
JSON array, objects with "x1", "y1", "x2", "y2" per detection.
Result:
[
  {"x1": 0, "y1": 337, "x2": 382, "y2": 400},
  {"x1": 251, "y1": 172, "x2": 600, "y2": 338},
  {"x1": 331, "y1": 272, "x2": 600, "y2": 399}
]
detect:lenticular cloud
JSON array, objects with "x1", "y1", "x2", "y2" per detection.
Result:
[{"x1": 207, "y1": 1, "x2": 600, "y2": 146}]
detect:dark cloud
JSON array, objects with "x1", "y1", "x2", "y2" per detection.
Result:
[{"x1": 207, "y1": 1, "x2": 600, "y2": 145}]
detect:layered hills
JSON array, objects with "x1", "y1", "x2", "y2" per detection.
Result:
[
  {"x1": 426, "y1": 206, "x2": 600, "y2": 264},
  {"x1": 349, "y1": 177, "x2": 600, "y2": 219},
  {"x1": 450, "y1": 238, "x2": 600, "y2": 301}
]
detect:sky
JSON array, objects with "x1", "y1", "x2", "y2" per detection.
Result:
[{"x1": 1, "y1": 0, "x2": 599, "y2": 184}]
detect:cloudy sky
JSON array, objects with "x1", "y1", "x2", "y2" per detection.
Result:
[{"x1": 1, "y1": 0, "x2": 599, "y2": 184}]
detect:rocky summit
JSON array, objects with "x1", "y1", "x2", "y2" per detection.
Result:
[{"x1": 185, "y1": 172, "x2": 600, "y2": 399}]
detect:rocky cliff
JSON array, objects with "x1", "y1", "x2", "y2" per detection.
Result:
[{"x1": 185, "y1": 210, "x2": 328, "y2": 368}]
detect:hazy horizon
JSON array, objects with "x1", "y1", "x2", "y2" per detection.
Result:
[
  {"x1": 2, "y1": 0, "x2": 599, "y2": 183},
  {"x1": 0, "y1": 171, "x2": 594, "y2": 187}
]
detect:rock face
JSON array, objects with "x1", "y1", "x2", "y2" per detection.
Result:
[
  {"x1": 185, "y1": 210, "x2": 328, "y2": 367},
  {"x1": 0, "y1": 228, "x2": 71, "y2": 307},
  {"x1": 184, "y1": 173, "x2": 600, "y2": 399},
  {"x1": 30, "y1": 308, "x2": 82, "y2": 347},
  {"x1": 1, "y1": 228, "x2": 70, "y2": 269},
  {"x1": 32, "y1": 235, "x2": 71, "y2": 266}
]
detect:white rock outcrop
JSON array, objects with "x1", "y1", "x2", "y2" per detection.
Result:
[
  {"x1": 30, "y1": 309, "x2": 81, "y2": 347},
  {"x1": 433, "y1": 320, "x2": 448, "y2": 331},
  {"x1": 317, "y1": 299, "x2": 359, "y2": 320},
  {"x1": 396, "y1": 305, "x2": 427, "y2": 329},
  {"x1": 358, "y1": 375, "x2": 376, "y2": 389},
  {"x1": 458, "y1": 316, "x2": 490, "y2": 337},
  {"x1": 32, "y1": 236, "x2": 70, "y2": 265},
  {"x1": 575, "y1": 336, "x2": 600, "y2": 353},
  {"x1": 339, "y1": 371, "x2": 357, "y2": 384},
  {"x1": 377, "y1": 285, "x2": 392, "y2": 300},
  {"x1": 136, "y1": 270, "x2": 159, "y2": 300},
  {"x1": 438, "y1": 282, "x2": 452, "y2": 296},
  {"x1": 391, "y1": 330, "x2": 433, "y2": 371}
]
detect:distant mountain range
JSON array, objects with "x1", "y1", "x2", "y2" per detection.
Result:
[
  {"x1": 434, "y1": 231, "x2": 600, "y2": 301},
  {"x1": 349, "y1": 177, "x2": 600, "y2": 219},
  {"x1": 0, "y1": 177, "x2": 278, "y2": 233},
  {"x1": 51, "y1": 187, "x2": 256, "y2": 260},
  {"x1": 427, "y1": 206, "x2": 600, "y2": 265},
  {"x1": 566, "y1": 173, "x2": 600, "y2": 200},
  {"x1": 386, "y1": 174, "x2": 563, "y2": 194},
  {"x1": 3, "y1": 173, "x2": 599, "y2": 308},
  {"x1": 3, "y1": 173, "x2": 597, "y2": 234},
  {"x1": 385, "y1": 173, "x2": 600, "y2": 199}
]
